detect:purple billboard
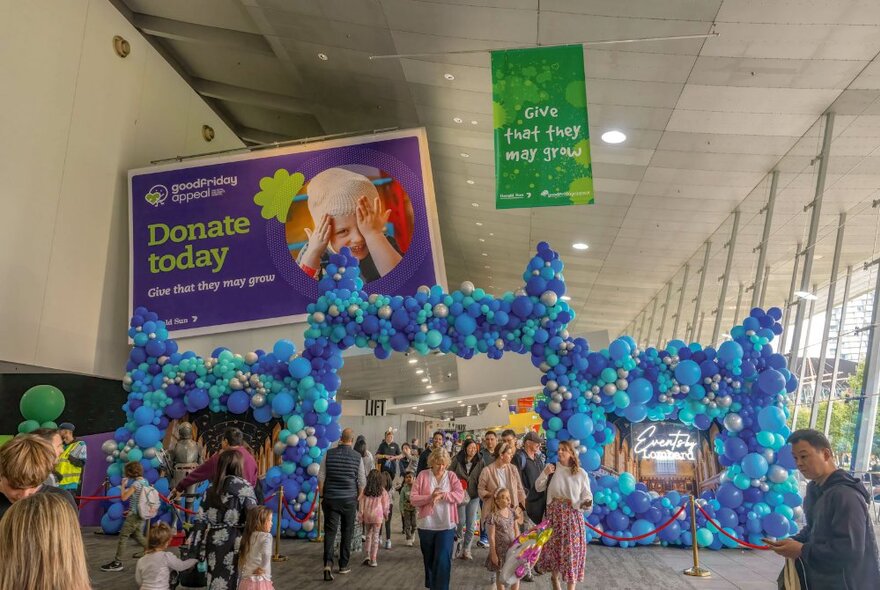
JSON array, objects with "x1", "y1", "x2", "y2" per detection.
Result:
[{"x1": 129, "y1": 129, "x2": 445, "y2": 336}]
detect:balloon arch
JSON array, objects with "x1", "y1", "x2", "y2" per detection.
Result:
[{"x1": 102, "y1": 242, "x2": 801, "y2": 549}]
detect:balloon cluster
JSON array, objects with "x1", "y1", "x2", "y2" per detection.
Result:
[
  {"x1": 500, "y1": 521, "x2": 553, "y2": 584},
  {"x1": 17, "y1": 385, "x2": 66, "y2": 433},
  {"x1": 107, "y1": 241, "x2": 799, "y2": 548}
]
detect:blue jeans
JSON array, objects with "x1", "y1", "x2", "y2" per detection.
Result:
[
  {"x1": 418, "y1": 527, "x2": 455, "y2": 590},
  {"x1": 456, "y1": 497, "x2": 480, "y2": 551},
  {"x1": 479, "y1": 500, "x2": 488, "y2": 543}
]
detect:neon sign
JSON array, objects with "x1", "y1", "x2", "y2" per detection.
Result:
[{"x1": 633, "y1": 424, "x2": 697, "y2": 461}]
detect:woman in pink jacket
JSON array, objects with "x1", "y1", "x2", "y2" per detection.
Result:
[{"x1": 411, "y1": 447, "x2": 465, "y2": 590}]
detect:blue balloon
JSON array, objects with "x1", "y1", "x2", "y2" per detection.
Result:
[
  {"x1": 288, "y1": 357, "x2": 312, "y2": 380},
  {"x1": 273, "y1": 339, "x2": 296, "y2": 360},
  {"x1": 716, "y1": 483, "x2": 744, "y2": 509},
  {"x1": 567, "y1": 413, "x2": 594, "y2": 439},
  {"x1": 101, "y1": 514, "x2": 124, "y2": 534},
  {"x1": 674, "y1": 360, "x2": 701, "y2": 386},
  {"x1": 628, "y1": 378, "x2": 653, "y2": 404},
  {"x1": 625, "y1": 491, "x2": 651, "y2": 514},
  {"x1": 272, "y1": 393, "x2": 295, "y2": 416},
  {"x1": 757, "y1": 369, "x2": 786, "y2": 395},
  {"x1": 758, "y1": 406, "x2": 786, "y2": 431},
  {"x1": 133, "y1": 405, "x2": 154, "y2": 427},
  {"x1": 762, "y1": 513, "x2": 789, "y2": 538},
  {"x1": 609, "y1": 339, "x2": 631, "y2": 361},
  {"x1": 631, "y1": 519, "x2": 656, "y2": 545},
  {"x1": 134, "y1": 424, "x2": 161, "y2": 448},
  {"x1": 718, "y1": 341, "x2": 743, "y2": 364},
  {"x1": 581, "y1": 449, "x2": 601, "y2": 471},
  {"x1": 724, "y1": 437, "x2": 748, "y2": 461},
  {"x1": 742, "y1": 453, "x2": 769, "y2": 478},
  {"x1": 227, "y1": 391, "x2": 249, "y2": 414}
]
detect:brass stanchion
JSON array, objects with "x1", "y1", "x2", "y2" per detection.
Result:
[
  {"x1": 272, "y1": 489, "x2": 288, "y2": 562},
  {"x1": 683, "y1": 496, "x2": 711, "y2": 578}
]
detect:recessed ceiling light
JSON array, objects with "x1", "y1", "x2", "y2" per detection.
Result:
[
  {"x1": 481, "y1": 252, "x2": 488, "y2": 256},
  {"x1": 601, "y1": 130, "x2": 626, "y2": 144},
  {"x1": 484, "y1": 265, "x2": 490, "y2": 269},
  {"x1": 444, "y1": 73, "x2": 455, "y2": 80},
  {"x1": 421, "y1": 378, "x2": 429, "y2": 382},
  {"x1": 472, "y1": 202, "x2": 479, "y2": 207},
  {"x1": 415, "y1": 369, "x2": 424, "y2": 374},
  {"x1": 458, "y1": 400, "x2": 463, "y2": 404},
  {"x1": 794, "y1": 291, "x2": 818, "y2": 301},
  {"x1": 453, "y1": 117, "x2": 463, "y2": 124},
  {"x1": 561, "y1": 295, "x2": 571, "y2": 301},
  {"x1": 572, "y1": 242, "x2": 589, "y2": 250},
  {"x1": 475, "y1": 222, "x2": 483, "y2": 226},
  {"x1": 466, "y1": 179, "x2": 475, "y2": 185},
  {"x1": 471, "y1": 120, "x2": 478, "y2": 125},
  {"x1": 317, "y1": 52, "x2": 329, "y2": 61},
  {"x1": 478, "y1": 238, "x2": 485, "y2": 242},
  {"x1": 408, "y1": 359, "x2": 417, "y2": 364},
  {"x1": 460, "y1": 152, "x2": 470, "y2": 158},
  {"x1": 411, "y1": 406, "x2": 418, "y2": 410},
  {"x1": 419, "y1": 409, "x2": 424, "y2": 412}
]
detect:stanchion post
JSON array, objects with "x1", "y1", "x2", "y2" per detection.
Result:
[
  {"x1": 272, "y1": 488, "x2": 288, "y2": 562},
  {"x1": 683, "y1": 496, "x2": 711, "y2": 578},
  {"x1": 312, "y1": 494, "x2": 323, "y2": 543}
]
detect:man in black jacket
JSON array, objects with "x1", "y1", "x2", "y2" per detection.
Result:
[
  {"x1": 770, "y1": 429, "x2": 880, "y2": 589},
  {"x1": 416, "y1": 431, "x2": 445, "y2": 474}
]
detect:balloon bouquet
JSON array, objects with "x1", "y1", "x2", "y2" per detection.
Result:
[
  {"x1": 17, "y1": 385, "x2": 66, "y2": 433},
  {"x1": 499, "y1": 521, "x2": 553, "y2": 585}
]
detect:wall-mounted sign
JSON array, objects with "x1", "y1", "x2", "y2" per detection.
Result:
[
  {"x1": 632, "y1": 423, "x2": 697, "y2": 461},
  {"x1": 364, "y1": 399, "x2": 386, "y2": 417}
]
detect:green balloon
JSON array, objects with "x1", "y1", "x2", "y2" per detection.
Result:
[
  {"x1": 19, "y1": 385, "x2": 65, "y2": 423},
  {"x1": 18, "y1": 419, "x2": 40, "y2": 434},
  {"x1": 41, "y1": 421, "x2": 58, "y2": 429}
]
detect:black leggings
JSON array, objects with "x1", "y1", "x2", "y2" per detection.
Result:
[{"x1": 384, "y1": 505, "x2": 393, "y2": 540}]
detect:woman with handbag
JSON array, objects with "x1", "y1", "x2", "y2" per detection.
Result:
[
  {"x1": 533, "y1": 441, "x2": 593, "y2": 590},
  {"x1": 189, "y1": 450, "x2": 258, "y2": 590},
  {"x1": 450, "y1": 438, "x2": 484, "y2": 560}
]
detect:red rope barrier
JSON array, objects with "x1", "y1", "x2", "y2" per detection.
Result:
[
  {"x1": 696, "y1": 505, "x2": 771, "y2": 551},
  {"x1": 282, "y1": 494, "x2": 319, "y2": 524},
  {"x1": 159, "y1": 493, "x2": 198, "y2": 516},
  {"x1": 584, "y1": 506, "x2": 686, "y2": 542},
  {"x1": 75, "y1": 495, "x2": 121, "y2": 507}
]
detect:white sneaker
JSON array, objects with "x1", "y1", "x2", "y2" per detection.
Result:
[
  {"x1": 385, "y1": 539, "x2": 392, "y2": 550},
  {"x1": 406, "y1": 539, "x2": 414, "y2": 547}
]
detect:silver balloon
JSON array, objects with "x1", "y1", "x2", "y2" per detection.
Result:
[
  {"x1": 347, "y1": 304, "x2": 360, "y2": 316},
  {"x1": 297, "y1": 493, "x2": 307, "y2": 503},
  {"x1": 723, "y1": 413, "x2": 744, "y2": 433},
  {"x1": 540, "y1": 291, "x2": 558, "y2": 307},
  {"x1": 306, "y1": 435, "x2": 318, "y2": 447},
  {"x1": 368, "y1": 294, "x2": 380, "y2": 304},
  {"x1": 144, "y1": 448, "x2": 157, "y2": 459},
  {"x1": 305, "y1": 426, "x2": 316, "y2": 436},
  {"x1": 658, "y1": 394, "x2": 668, "y2": 403},
  {"x1": 750, "y1": 478, "x2": 761, "y2": 487},
  {"x1": 767, "y1": 464, "x2": 789, "y2": 484},
  {"x1": 328, "y1": 305, "x2": 340, "y2": 317},
  {"x1": 106, "y1": 455, "x2": 115, "y2": 463},
  {"x1": 433, "y1": 303, "x2": 449, "y2": 318},
  {"x1": 312, "y1": 311, "x2": 326, "y2": 324},
  {"x1": 615, "y1": 378, "x2": 628, "y2": 390},
  {"x1": 591, "y1": 386, "x2": 601, "y2": 394},
  {"x1": 378, "y1": 305, "x2": 392, "y2": 319},
  {"x1": 417, "y1": 285, "x2": 431, "y2": 295},
  {"x1": 251, "y1": 393, "x2": 266, "y2": 408},
  {"x1": 332, "y1": 273, "x2": 342, "y2": 281},
  {"x1": 562, "y1": 391, "x2": 573, "y2": 400},
  {"x1": 759, "y1": 483, "x2": 770, "y2": 493},
  {"x1": 578, "y1": 445, "x2": 587, "y2": 455},
  {"x1": 460, "y1": 281, "x2": 475, "y2": 295},
  {"x1": 762, "y1": 448, "x2": 776, "y2": 464},
  {"x1": 793, "y1": 506, "x2": 804, "y2": 520},
  {"x1": 307, "y1": 462, "x2": 321, "y2": 477},
  {"x1": 515, "y1": 288, "x2": 527, "y2": 297},
  {"x1": 286, "y1": 434, "x2": 300, "y2": 447},
  {"x1": 273, "y1": 442, "x2": 287, "y2": 455},
  {"x1": 119, "y1": 451, "x2": 127, "y2": 461},
  {"x1": 558, "y1": 386, "x2": 568, "y2": 395},
  {"x1": 717, "y1": 395, "x2": 732, "y2": 408},
  {"x1": 101, "y1": 440, "x2": 118, "y2": 455},
  {"x1": 539, "y1": 362, "x2": 551, "y2": 373},
  {"x1": 603, "y1": 383, "x2": 617, "y2": 395},
  {"x1": 680, "y1": 385, "x2": 690, "y2": 394},
  {"x1": 551, "y1": 393, "x2": 563, "y2": 403},
  {"x1": 230, "y1": 379, "x2": 243, "y2": 390},
  {"x1": 546, "y1": 380, "x2": 559, "y2": 391},
  {"x1": 548, "y1": 401, "x2": 562, "y2": 414},
  {"x1": 245, "y1": 352, "x2": 259, "y2": 364},
  {"x1": 302, "y1": 519, "x2": 315, "y2": 532},
  {"x1": 617, "y1": 369, "x2": 629, "y2": 378},
  {"x1": 495, "y1": 338, "x2": 504, "y2": 349}
]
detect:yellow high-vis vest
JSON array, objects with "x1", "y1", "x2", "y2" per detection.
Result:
[{"x1": 57, "y1": 441, "x2": 84, "y2": 488}]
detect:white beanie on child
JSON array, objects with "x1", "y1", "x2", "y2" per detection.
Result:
[{"x1": 306, "y1": 167, "x2": 379, "y2": 222}]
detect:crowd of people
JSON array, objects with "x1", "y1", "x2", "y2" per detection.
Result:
[{"x1": 0, "y1": 423, "x2": 877, "y2": 589}]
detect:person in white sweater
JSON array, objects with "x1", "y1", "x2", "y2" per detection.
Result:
[
  {"x1": 533, "y1": 441, "x2": 593, "y2": 590},
  {"x1": 238, "y1": 505, "x2": 275, "y2": 590},
  {"x1": 135, "y1": 523, "x2": 197, "y2": 590}
]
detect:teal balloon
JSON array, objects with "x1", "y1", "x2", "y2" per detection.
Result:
[
  {"x1": 548, "y1": 417, "x2": 563, "y2": 431},
  {"x1": 613, "y1": 391, "x2": 630, "y2": 408},
  {"x1": 696, "y1": 528, "x2": 714, "y2": 547},
  {"x1": 619, "y1": 472, "x2": 636, "y2": 495},
  {"x1": 756, "y1": 431, "x2": 775, "y2": 448},
  {"x1": 20, "y1": 385, "x2": 65, "y2": 423}
]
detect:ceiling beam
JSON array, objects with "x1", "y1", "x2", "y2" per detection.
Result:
[
  {"x1": 192, "y1": 78, "x2": 312, "y2": 115},
  {"x1": 236, "y1": 126, "x2": 292, "y2": 145},
  {"x1": 131, "y1": 13, "x2": 275, "y2": 56}
]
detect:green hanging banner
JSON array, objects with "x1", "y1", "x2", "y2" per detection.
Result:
[{"x1": 491, "y1": 44, "x2": 593, "y2": 209}]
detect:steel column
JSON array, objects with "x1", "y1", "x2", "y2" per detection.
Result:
[
  {"x1": 781, "y1": 242, "x2": 803, "y2": 355},
  {"x1": 733, "y1": 283, "x2": 745, "y2": 327},
  {"x1": 791, "y1": 284, "x2": 818, "y2": 429},
  {"x1": 759, "y1": 264, "x2": 771, "y2": 308},
  {"x1": 752, "y1": 171, "x2": 779, "y2": 308},
  {"x1": 672, "y1": 264, "x2": 690, "y2": 340},
  {"x1": 646, "y1": 297, "x2": 659, "y2": 348},
  {"x1": 713, "y1": 210, "x2": 741, "y2": 344},
  {"x1": 697, "y1": 312, "x2": 706, "y2": 343},
  {"x1": 824, "y1": 265, "x2": 853, "y2": 436},
  {"x1": 789, "y1": 112, "x2": 835, "y2": 386},
  {"x1": 808, "y1": 212, "x2": 846, "y2": 428},
  {"x1": 852, "y1": 263, "x2": 880, "y2": 473},
  {"x1": 658, "y1": 282, "x2": 673, "y2": 347},
  {"x1": 691, "y1": 242, "x2": 712, "y2": 343}
]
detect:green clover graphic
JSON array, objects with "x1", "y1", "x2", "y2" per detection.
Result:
[{"x1": 253, "y1": 168, "x2": 305, "y2": 222}]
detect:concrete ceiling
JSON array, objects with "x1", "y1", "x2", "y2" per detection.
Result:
[{"x1": 111, "y1": 1, "x2": 880, "y2": 415}]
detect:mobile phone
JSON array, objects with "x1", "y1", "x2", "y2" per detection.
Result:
[{"x1": 761, "y1": 538, "x2": 779, "y2": 546}]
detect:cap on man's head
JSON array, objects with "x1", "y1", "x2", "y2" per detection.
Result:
[
  {"x1": 58, "y1": 422, "x2": 75, "y2": 432},
  {"x1": 523, "y1": 431, "x2": 544, "y2": 445},
  {"x1": 306, "y1": 167, "x2": 379, "y2": 224}
]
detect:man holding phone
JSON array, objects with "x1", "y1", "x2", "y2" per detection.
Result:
[{"x1": 768, "y1": 429, "x2": 880, "y2": 589}]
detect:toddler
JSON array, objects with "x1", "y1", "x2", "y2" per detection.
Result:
[
  {"x1": 485, "y1": 488, "x2": 521, "y2": 590},
  {"x1": 135, "y1": 522, "x2": 198, "y2": 590},
  {"x1": 239, "y1": 505, "x2": 274, "y2": 590},
  {"x1": 398, "y1": 472, "x2": 417, "y2": 546},
  {"x1": 359, "y1": 469, "x2": 390, "y2": 567},
  {"x1": 101, "y1": 461, "x2": 149, "y2": 572}
]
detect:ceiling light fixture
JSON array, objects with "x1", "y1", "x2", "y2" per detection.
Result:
[
  {"x1": 460, "y1": 152, "x2": 470, "y2": 158},
  {"x1": 453, "y1": 117, "x2": 463, "y2": 124},
  {"x1": 471, "y1": 120, "x2": 478, "y2": 125},
  {"x1": 419, "y1": 409, "x2": 424, "y2": 412},
  {"x1": 484, "y1": 265, "x2": 490, "y2": 269},
  {"x1": 572, "y1": 242, "x2": 589, "y2": 250},
  {"x1": 601, "y1": 130, "x2": 626, "y2": 144},
  {"x1": 489, "y1": 232, "x2": 494, "y2": 236},
  {"x1": 444, "y1": 73, "x2": 455, "y2": 80},
  {"x1": 561, "y1": 295, "x2": 572, "y2": 301},
  {"x1": 408, "y1": 359, "x2": 417, "y2": 364},
  {"x1": 481, "y1": 252, "x2": 488, "y2": 256},
  {"x1": 472, "y1": 202, "x2": 479, "y2": 207},
  {"x1": 421, "y1": 378, "x2": 429, "y2": 383},
  {"x1": 794, "y1": 291, "x2": 818, "y2": 301},
  {"x1": 478, "y1": 238, "x2": 485, "y2": 242},
  {"x1": 317, "y1": 52, "x2": 329, "y2": 61},
  {"x1": 466, "y1": 179, "x2": 475, "y2": 185},
  {"x1": 415, "y1": 369, "x2": 424, "y2": 374},
  {"x1": 411, "y1": 406, "x2": 418, "y2": 410},
  {"x1": 475, "y1": 222, "x2": 483, "y2": 226}
]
